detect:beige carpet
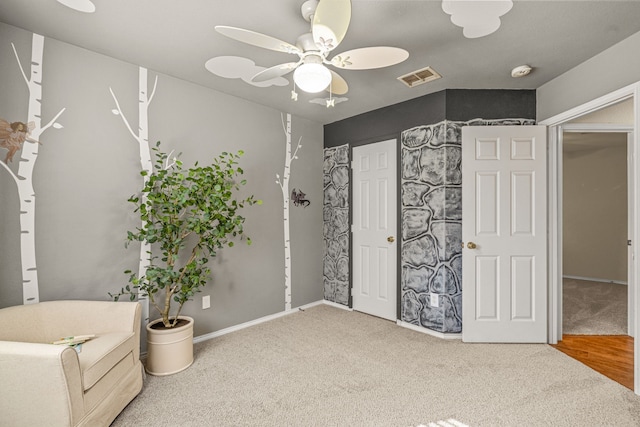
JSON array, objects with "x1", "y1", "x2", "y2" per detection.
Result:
[
  {"x1": 112, "y1": 305, "x2": 640, "y2": 427},
  {"x1": 563, "y1": 278, "x2": 628, "y2": 335}
]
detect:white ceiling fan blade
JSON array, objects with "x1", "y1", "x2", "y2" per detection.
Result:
[
  {"x1": 312, "y1": 0, "x2": 351, "y2": 51},
  {"x1": 215, "y1": 26, "x2": 301, "y2": 54},
  {"x1": 251, "y1": 62, "x2": 299, "y2": 83},
  {"x1": 327, "y1": 70, "x2": 348, "y2": 95},
  {"x1": 331, "y1": 47, "x2": 409, "y2": 70}
]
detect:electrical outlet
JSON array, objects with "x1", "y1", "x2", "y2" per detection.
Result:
[
  {"x1": 202, "y1": 295, "x2": 211, "y2": 310},
  {"x1": 430, "y1": 293, "x2": 439, "y2": 307}
]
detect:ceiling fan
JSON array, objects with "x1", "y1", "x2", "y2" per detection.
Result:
[{"x1": 214, "y1": 0, "x2": 409, "y2": 95}]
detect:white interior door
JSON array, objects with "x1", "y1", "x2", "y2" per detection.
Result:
[
  {"x1": 462, "y1": 126, "x2": 547, "y2": 342},
  {"x1": 352, "y1": 139, "x2": 397, "y2": 321}
]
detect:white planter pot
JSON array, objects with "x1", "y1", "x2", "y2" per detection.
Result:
[{"x1": 145, "y1": 316, "x2": 194, "y2": 376}]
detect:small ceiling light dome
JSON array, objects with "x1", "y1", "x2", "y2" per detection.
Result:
[
  {"x1": 294, "y1": 63, "x2": 332, "y2": 93},
  {"x1": 511, "y1": 65, "x2": 532, "y2": 78}
]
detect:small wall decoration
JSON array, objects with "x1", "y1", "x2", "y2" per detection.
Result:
[
  {"x1": 291, "y1": 188, "x2": 310, "y2": 207},
  {"x1": 0, "y1": 34, "x2": 66, "y2": 305},
  {"x1": 0, "y1": 119, "x2": 40, "y2": 163}
]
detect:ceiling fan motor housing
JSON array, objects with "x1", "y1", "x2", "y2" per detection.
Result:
[
  {"x1": 302, "y1": 54, "x2": 324, "y2": 65},
  {"x1": 296, "y1": 33, "x2": 321, "y2": 54}
]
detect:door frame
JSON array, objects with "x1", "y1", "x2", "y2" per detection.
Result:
[{"x1": 541, "y1": 81, "x2": 640, "y2": 395}]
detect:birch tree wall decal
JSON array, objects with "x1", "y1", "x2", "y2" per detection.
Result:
[
  {"x1": 0, "y1": 33, "x2": 65, "y2": 305},
  {"x1": 275, "y1": 113, "x2": 302, "y2": 311},
  {"x1": 109, "y1": 66, "x2": 157, "y2": 326}
]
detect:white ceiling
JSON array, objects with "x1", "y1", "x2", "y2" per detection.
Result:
[{"x1": 1, "y1": 0, "x2": 640, "y2": 125}]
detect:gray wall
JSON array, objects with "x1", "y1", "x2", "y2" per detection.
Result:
[
  {"x1": 0, "y1": 22, "x2": 324, "y2": 338},
  {"x1": 563, "y1": 138, "x2": 628, "y2": 282},
  {"x1": 537, "y1": 30, "x2": 640, "y2": 122}
]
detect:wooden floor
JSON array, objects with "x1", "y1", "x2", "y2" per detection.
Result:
[{"x1": 551, "y1": 335, "x2": 634, "y2": 390}]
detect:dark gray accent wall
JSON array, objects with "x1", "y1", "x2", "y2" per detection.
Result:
[
  {"x1": 324, "y1": 89, "x2": 536, "y2": 149},
  {"x1": 324, "y1": 91, "x2": 446, "y2": 149},
  {"x1": 445, "y1": 89, "x2": 536, "y2": 121}
]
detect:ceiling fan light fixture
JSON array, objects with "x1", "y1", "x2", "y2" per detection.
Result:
[{"x1": 294, "y1": 63, "x2": 332, "y2": 93}]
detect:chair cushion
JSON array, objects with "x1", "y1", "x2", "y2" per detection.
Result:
[{"x1": 78, "y1": 332, "x2": 135, "y2": 391}]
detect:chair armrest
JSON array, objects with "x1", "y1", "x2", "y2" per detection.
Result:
[{"x1": 0, "y1": 341, "x2": 84, "y2": 427}]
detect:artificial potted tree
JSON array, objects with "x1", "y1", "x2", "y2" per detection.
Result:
[{"x1": 112, "y1": 142, "x2": 258, "y2": 375}]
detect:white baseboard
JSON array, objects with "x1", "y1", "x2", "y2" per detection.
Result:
[
  {"x1": 563, "y1": 274, "x2": 627, "y2": 286},
  {"x1": 192, "y1": 300, "x2": 324, "y2": 344},
  {"x1": 396, "y1": 320, "x2": 462, "y2": 340},
  {"x1": 322, "y1": 299, "x2": 353, "y2": 311}
]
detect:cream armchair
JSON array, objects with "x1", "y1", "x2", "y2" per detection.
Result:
[{"x1": 0, "y1": 300, "x2": 143, "y2": 427}]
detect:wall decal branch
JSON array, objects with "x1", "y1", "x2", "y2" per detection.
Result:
[
  {"x1": 275, "y1": 113, "x2": 302, "y2": 311},
  {"x1": 0, "y1": 34, "x2": 65, "y2": 304},
  {"x1": 109, "y1": 67, "x2": 157, "y2": 326}
]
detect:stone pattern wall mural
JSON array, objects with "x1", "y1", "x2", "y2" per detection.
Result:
[
  {"x1": 401, "y1": 118, "x2": 535, "y2": 333},
  {"x1": 323, "y1": 144, "x2": 349, "y2": 305}
]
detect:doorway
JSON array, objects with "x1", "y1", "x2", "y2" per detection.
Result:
[
  {"x1": 558, "y1": 127, "x2": 635, "y2": 390},
  {"x1": 543, "y1": 90, "x2": 638, "y2": 394},
  {"x1": 562, "y1": 131, "x2": 631, "y2": 336}
]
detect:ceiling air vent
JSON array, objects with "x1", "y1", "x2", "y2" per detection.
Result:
[{"x1": 397, "y1": 66, "x2": 442, "y2": 88}]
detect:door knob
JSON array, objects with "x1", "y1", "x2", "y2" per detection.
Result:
[
  {"x1": 387, "y1": 236, "x2": 395, "y2": 243},
  {"x1": 467, "y1": 242, "x2": 477, "y2": 249}
]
